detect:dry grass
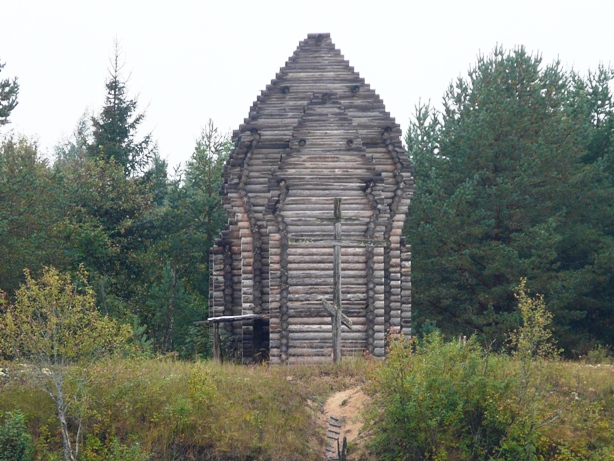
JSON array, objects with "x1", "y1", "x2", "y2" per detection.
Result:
[
  {"x1": 0, "y1": 357, "x2": 369, "y2": 460},
  {"x1": 1, "y1": 356, "x2": 613, "y2": 460},
  {"x1": 538, "y1": 361, "x2": 614, "y2": 458}
]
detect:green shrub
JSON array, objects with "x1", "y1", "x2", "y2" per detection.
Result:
[
  {"x1": 81, "y1": 435, "x2": 150, "y2": 461},
  {"x1": 366, "y1": 333, "x2": 547, "y2": 461},
  {"x1": 0, "y1": 410, "x2": 33, "y2": 461},
  {"x1": 586, "y1": 345, "x2": 612, "y2": 365}
]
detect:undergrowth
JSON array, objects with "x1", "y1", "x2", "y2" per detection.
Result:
[
  {"x1": 363, "y1": 281, "x2": 614, "y2": 461},
  {"x1": 1, "y1": 283, "x2": 612, "y2": 461},
  {"x1": 365, "y1": 335, "x2": 614, "y2": 461},
  {"x1": 1, "y1": 353, "x2": 613, "y2": 460},
  {"x1": 0, "y1": 358, "x2": 368, "y2": 460}
]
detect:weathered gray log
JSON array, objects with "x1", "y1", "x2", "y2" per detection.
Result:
[{"x1": 213, "y1": 323, "x2": 221, "y2": 362}]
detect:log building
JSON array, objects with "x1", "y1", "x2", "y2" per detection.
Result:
[{"x1": 208, "y1": 33, "x2": 414, "y2": 364}]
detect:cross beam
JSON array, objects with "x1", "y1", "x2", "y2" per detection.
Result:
[
  {"x1": 288, "y1": 197, "x2": 379, "y2": 363},
  {"x1": 322, "y1": 298, "x2": 353, "y2": 330}
]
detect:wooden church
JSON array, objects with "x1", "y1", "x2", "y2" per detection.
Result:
[{"x1": 208, "y1": 33, "x2": 414, "y2": 364}]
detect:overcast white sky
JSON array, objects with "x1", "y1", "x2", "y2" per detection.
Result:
[{"x1": 2, "y1": 0, "x2": 614, "y2": 170}]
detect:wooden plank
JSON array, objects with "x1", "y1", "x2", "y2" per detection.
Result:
[
  {"x1": 288, "y1": 332, "x2": 366, "y2": 340},
  {"x1": 289, "y1": 238, "x2": 386, "y2": 247},
  {"x1": 288, "y1": 317, "x2": 366, "y2": 325},
  {"x1": 322, "y1": 299, "x2": 353, "y2": 330},
  {"x1": 199, "y1": 314, "x2": 269, "y2": 324},
  {"x1": 213, "y1": 323, "x2": 221, "y2": 362}
]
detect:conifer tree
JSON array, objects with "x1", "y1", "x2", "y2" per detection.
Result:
[
  {"x1": 88, "y1": 43, "x2": 154, "y2": 176},
  {"x1": 0, "y1": 60, "x2": 19, "y2": 126},
  {"x1": 138, "y1": 121, "x2": 230, "y2": 355},
  {"x1": 406, "y1": 47, "x2": 614, "y2": 350}
]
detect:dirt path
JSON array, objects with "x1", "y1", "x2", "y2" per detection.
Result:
[{"x1": 319, "y1": 386, "x2": 371, "y2": 459}]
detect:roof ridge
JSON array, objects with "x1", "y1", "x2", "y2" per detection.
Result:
[{"x1": 235, "y1": 33, "x2": 399, "y2": 138}]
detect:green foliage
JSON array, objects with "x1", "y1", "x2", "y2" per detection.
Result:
[
  {"x1": 367, "y1": 287, "x2": 613, "y2": 460},
  {"x1": 53, "y1": 155, "x2": 154, "y2": 317},
  {"x1": 367, "y1": 334, "x2": 540, "y2": 460},
  {"x1": 367, "y1": 332, "x2": 614, "y2": 461},
  {"x1": 0, "y1": 60, "x2": 19, "y2": 126},
  {"x1": 406, "y1": 47, "x2": 614, "y2": 350},
  {"x1": 0, "y1": 266, "x2": 132, "y2": 365},
  {"x1": 0, "y1": 136, "x2": 66, "y2": 297},
  {"x1": 585, "y1": 345, "x2": 612, "y2": 364},
  {"x1": 142, "y1": 263, "x2": 204, "y2": 355},
  {"x1": 81, "y1": 435, "x2": 149, "y2": 461},
  {"x1": 130, "y1": 316, "x2": 154, "y2": 356},
  {"x1": 45, "y1": 115, "x2": 230, "y2": 355},
  {"x1": 155, "y1": 119, "x2": 231, "y2": 298},
  {"x1": 132, "y1": 120, "x2": 230, "y2": 355},
  {"x1": 510, "y1": 278, "x2": 559, "y2": 360},
  {"x1": 54, "y1": 112, "x2": 91, "y2": 166},
  {"x1": 0, "y1": 410, "x2": 33, "y2": 461},
  {"x1": 0, "y1": 266, "x2": 132, "y2": 461},
  {"x1": 367, "y1": 282, "x2": 585, "y2": 460},
  {"x1": 88, "y1": 42, "x2": 155, "y2": 176}
]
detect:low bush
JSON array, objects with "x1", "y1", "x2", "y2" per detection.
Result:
[
  {"x1": 365, "y1": 333, "x2": 614, "y2": 461},
  {"x1": 0, "y1": 410, "x2": 34, "y2": 461},
  {"x1": 366, "y1": 334, "x2": 534, "y2": 460}
]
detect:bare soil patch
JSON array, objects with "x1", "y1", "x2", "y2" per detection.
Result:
[{"x1": 319, "y1": 386, "x2": 372, "y2": 459}]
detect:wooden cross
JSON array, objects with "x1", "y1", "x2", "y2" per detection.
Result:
[
  {"x1": 290, "y1": 197, "x2": 384, "y2": 363},
  {"x1": 323, "y1": 197, "x2": 352, "y2": 364}
]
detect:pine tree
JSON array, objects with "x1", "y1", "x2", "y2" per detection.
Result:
[
  {"x1": 137, "y1": 120, "x2": 230, "y2": 355},
  {"x1": 406, "y1": 47, "x2": 614, "y2": 350},
  {"x1": 0, "y1": 60, "x2": 19, "y2": 126},
  {"x1": 88, "y1": 43, "x2": 154, "y2": 176},
  {"x1": 53, "y1": 155, "x2": 153, "y2": 316}
]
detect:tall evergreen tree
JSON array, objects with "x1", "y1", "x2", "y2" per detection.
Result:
[
  {"x1": 555, "y1": 65, "x2": 614, "y2": 348},
  {"x1": 406, "y1": 47, "x2": 614, "y2": 350},
  {"x1": 137, "y1": 120, "x2": 230, "y2": 354},
  {"x1": 0, "y1": 60, "x2": 18, "y2": 126},
  {"x1": 88, "y1": 43, "x2": 154, "y2": 176},
  {"x1": 53, "y1": 155, "x2": 153, "y2": 316}
]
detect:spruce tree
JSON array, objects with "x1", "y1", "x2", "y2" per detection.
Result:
[{"x1": 88, "y1": 43, "x2": 154, "y2": 176}]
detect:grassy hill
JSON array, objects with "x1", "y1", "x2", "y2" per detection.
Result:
[{"x1": 1, "y1": 348, "x2": 613, "y2": 460}]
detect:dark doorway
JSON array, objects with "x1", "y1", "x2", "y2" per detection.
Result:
[{"x1": 252, "y1": 318, "x2": 270, "y2": 362}]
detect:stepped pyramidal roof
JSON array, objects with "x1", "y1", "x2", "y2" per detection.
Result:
[{"x1": 209, "y1": 33, "x2": 414, "y2": 364}]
